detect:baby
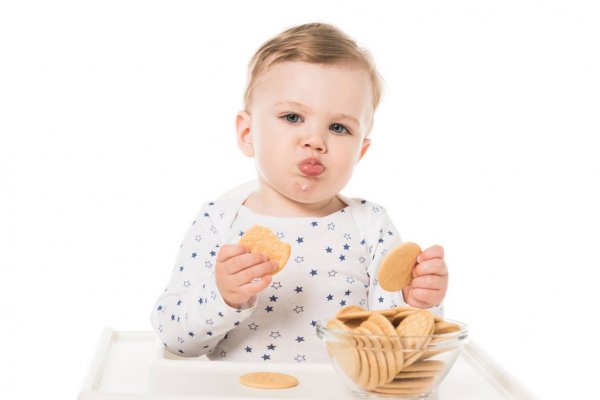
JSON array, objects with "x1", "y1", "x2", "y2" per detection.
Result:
[{"x1": 150, "y1": 23, "x2": 448, "y2": 363}]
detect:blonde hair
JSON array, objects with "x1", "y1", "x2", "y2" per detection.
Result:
[{"x1": 243, "y1": 23, "x2": 383, "y2": 130}]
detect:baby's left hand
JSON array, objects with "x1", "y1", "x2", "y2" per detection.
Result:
[{"x1": 402, "y1": 245, "x2": 448, "y2": 308}]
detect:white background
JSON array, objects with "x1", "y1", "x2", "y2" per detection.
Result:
[{"x1": 1, "y1": 1, "x2": 598, "y2": 399}]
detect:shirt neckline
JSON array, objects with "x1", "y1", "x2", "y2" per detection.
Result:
[{"x1": 237, "y1": 195, "x2": 352, "y2": 225}]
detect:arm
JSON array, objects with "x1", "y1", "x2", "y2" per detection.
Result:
[{"x1": 149, "y1": 204, "x2": 258, "y2": 357}]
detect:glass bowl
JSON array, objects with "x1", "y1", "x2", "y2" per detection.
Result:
[{"x1": 316, "y1": 317, "x2": 468, "y2": 399}]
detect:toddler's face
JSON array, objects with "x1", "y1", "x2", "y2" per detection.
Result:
[{"x1": 237, "y1": 61, "x2": 373, "y2": 206}]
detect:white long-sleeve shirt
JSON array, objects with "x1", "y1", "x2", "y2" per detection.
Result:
[{"x1": 150, "y1": 181, "x2": 442, "y2": 363}]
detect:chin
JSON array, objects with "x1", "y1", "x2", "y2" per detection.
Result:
[{"x1": 286, "y1": 178, "x2": 337, "y2": 204}]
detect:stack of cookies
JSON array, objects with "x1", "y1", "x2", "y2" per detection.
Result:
[{"x1": 323, "y1": 305, "x2": 463, "y2": 397}]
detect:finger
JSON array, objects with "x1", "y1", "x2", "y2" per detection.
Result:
[
  {"x1": 410, "y1": 274, "x2": 446, "y2": 290},
  {"x1": 413, "y1": 258, "x2": 448, "y2": 277},
  {"x1": 217, "y1": 243, "x2": 248, "y2": 262},
  {"x1": 222, "y1": 252, "x2": 268, "y2": 274},
  {"x1": 409, "y1": 287, "x2": 442, "y2": 307},
  {"x1": 238, "y1": 273, "x2": 273, "y2": 296},
  {"x1": 232, "y1": 261, "x2": 278, "y2": 286},
  {"x1": 403, "y1": 287, "x2": 431, "y2": 309},
  {"x1": 416, "y1": 244, "x2": 444, "y2": 263}
]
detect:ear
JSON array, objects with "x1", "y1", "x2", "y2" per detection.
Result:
[
  {"x1": 236, "y1": 111, "x2": 254, "y2": 157},
  {"x1": 358, "y1": 137, "x2": 371, "y2": 162}
]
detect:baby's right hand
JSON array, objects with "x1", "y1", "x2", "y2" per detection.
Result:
[{"x1": 215, "y1": 243, "x2": 277, "y2": 309}]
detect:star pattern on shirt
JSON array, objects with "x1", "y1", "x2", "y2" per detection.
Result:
[
  {"x1": 154, "y1": 197, "x2": 404, "y2": 363},
  {"x1": 270, "y1": 331, "x2": 281, "y2": 339}
]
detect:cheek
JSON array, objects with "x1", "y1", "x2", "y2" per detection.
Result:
[
  {"x1": 252, "y1": 131, "x2": 286, "y2": 173},
  {"x1": 337, "y1": 142, "x2": 363, "y2": 166}
]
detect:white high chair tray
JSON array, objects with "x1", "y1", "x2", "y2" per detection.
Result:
[{"x1": 78, "y1": 329, "x2": 537, "y2": 400}]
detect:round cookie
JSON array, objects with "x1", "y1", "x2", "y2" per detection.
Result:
[
  {"x1": 366, "y1": 313, "x2": 403, "y2": 376},
  {"x1": 355, "y1": 326, "x2": 379, "y2": 390},
  {"x1": 239, "y1": 371, "x2": 299, "y2": 389},
  {"x1": 352, "y1": 326, "x2": 371, "y2": 389},
  {"x1": 377, "y1": 242, "x2": 421, "y2": 291},
  {"x1": 434, "y1": 320, "x2": 461, "y2": 334},
  {"x1": 402, "y1": 360, "x2": 445, "y2": 373},
  {"x1": 325, "y1": 319, "x2": 360, "y2": 380},
  {"x1": 336, "y1": 308, "x2": 398, "y2": 322},
  {"x1": 390, "y1": 310, "x2": 417, "y2": 327},
  {"x1": 395, "y1": 370, "x2": 438, "y2": 379},
  {"x1": 361, "y1": 320, "x2": 390, "y2": 387},
  {"x1": 396, "y1": 309, "x2": 435, "y2": 368},
  {"x1": 239, "y1": 225, "x2": 291, "y2": 274},
  {"x1": 336, "y1": 304, "x2": 366, "y2": 318},
  {"x1": 378, "y1": 376, "x2": 435, "y2": 390}
]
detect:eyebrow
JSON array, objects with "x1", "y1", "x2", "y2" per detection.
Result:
[{"x1": 275, "y1": 101, "x2": 361, "y2": 127}]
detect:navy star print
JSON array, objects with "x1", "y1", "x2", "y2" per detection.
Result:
[{"x1": 151, "y1": 193, "x2": 443, "y2": 363}]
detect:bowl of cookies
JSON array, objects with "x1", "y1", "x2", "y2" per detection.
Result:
[{"x1": 316, "y1": 305, "x2": 468, "y2": 399}]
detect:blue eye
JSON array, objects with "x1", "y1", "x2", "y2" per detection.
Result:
[
  {"x1": 330, "y1": 123, "x2": 350, "y2": 135},
  {"x1": 284, "y1": 113, "x2": 301, "y2": 123}
]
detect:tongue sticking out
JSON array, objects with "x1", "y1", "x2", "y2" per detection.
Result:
[{"x1": 299, "y1": 163, "x2": 324, "y2": 177}]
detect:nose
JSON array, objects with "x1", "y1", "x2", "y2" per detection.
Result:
[{"x1": 301, "y1": 129, "x2": 327, "y2": 153}]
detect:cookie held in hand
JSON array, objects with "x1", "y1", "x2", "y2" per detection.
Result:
[
  {"x1": 239, "y1": 225, "x2": 291, "y2": 275},
  {"x1": 377, "y1": 242, "x2": 421, "y2": 291}
]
